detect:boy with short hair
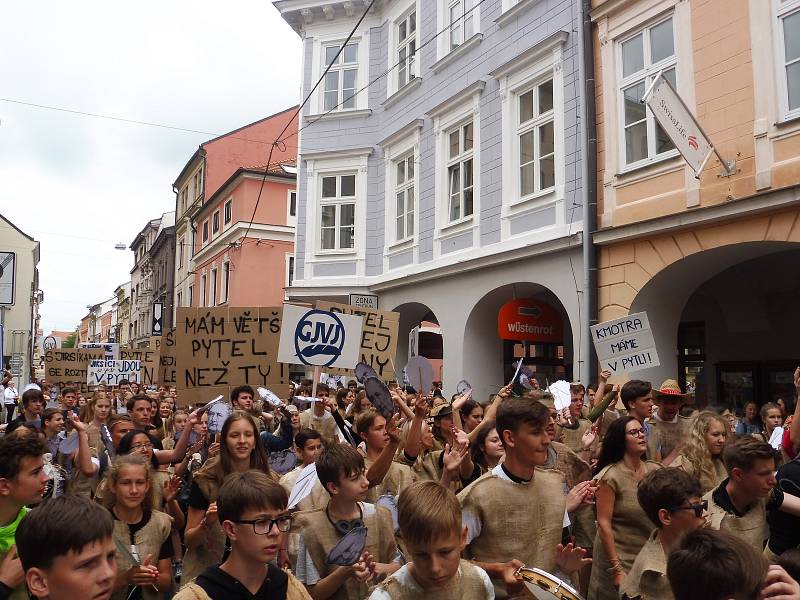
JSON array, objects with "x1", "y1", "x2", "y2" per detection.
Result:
[
  {"x1": 6, "y1": 389, "x2": 44, "y2": 436},
  {"x1": 354, "y1": 410, "x2": 417, "y2": 502},
  {"x1": 0, "y1": 435, "x2": 50, "y2": 599},
  {"x1": 15, "y1": 495, "x2": 116, "y2": 600},
  {"x1": 621, "y1": 380, "x2": 654, "y2": 426},
  {"x1": 295, "y1": 443, "x2": 400, "y2": 600},
  {"x1": 280, "y1": 429, "x2": 328, "y2": 511},
  {"x1": 175, "y1": 470, "x2": 311, "y2": 600},
  {"x1": 620, "y1": 468, "x2": 705, "y2": 600},
  {"x1": 299, "y1": 384, "x2": 338, "y2": 444},
  {"x1": 369, "y1": 481, "x2": 493, "y2": 599}
]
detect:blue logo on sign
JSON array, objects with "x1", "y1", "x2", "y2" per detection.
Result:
[{"x1": 294, "y1": 310, "x2": 346, "y2": 367}]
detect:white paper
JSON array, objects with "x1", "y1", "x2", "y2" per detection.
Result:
[
  {"x1": 288, "y1": 462, "x2": 319, "y2": 509},
  {"x1": 548, "y1": 380, "x2": 571, "y2": 412},
  {"x1": 769, "y1": 426, "x2": 784, "y2": 450}
]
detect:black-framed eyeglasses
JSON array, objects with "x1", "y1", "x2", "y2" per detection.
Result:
[
  {"x1": 234, "y1": 515, "x2": 292, "y2": 534},
  {"x1": 669, "y1": 500, "x2": 708, "y2": 518}
]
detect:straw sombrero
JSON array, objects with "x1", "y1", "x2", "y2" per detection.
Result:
[{"x1": 654, "y1": 379, "x2": 690, "y2": 397}]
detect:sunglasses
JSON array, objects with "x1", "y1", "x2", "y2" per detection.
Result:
[{"x1": 669, "y1": 500, "x2": 708, "y2": 518}]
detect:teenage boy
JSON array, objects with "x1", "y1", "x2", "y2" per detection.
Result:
[
  {"x1": 0, "y1": 435, "x2": 50, "y2": 599},
  {"x1": 126, "y1": 394, "x2": 155, "y2": 431},
  {"x1": 299, "y1": 384, "x2": 338, "y2": 444},
  {"x1": 280, "y1": 429, "x2": 328, "y2": 511},
  {"x1": 15, "y1": 495, "x2": 116, "y2": 600},
  {"x1": 231, "y1": 386, "x2": 255, "y2": 411},
  {"x1": 58, "y1": 388, "x2": 79, "y2": 418},
  {"x1": 621, "y1": 380, "x2": 654, "y2": 434},
  {"x1": 355, "y1": 410, "x2": 417, "y2": 502},
  {"x1": 620, "y1": 468, "x2": 706, "y2": 600},
  {"x1": 6, "y1": 389, "x2": 44, "y2": 435},
  {"x1": 458, "y1": 397, "x2": 593, "y2": 597},
  {"x1": 369, "y1": 481, "x2": 493, "y2": 599},
  {"x1": 295, "y1": 443, "x2": 401, "y2": 600},
  {"x1": 124, "y1": 395, "x2": 196, "y2": 464},
  {"x1": 667, "y1": 529, "x2": 800, "y2": 600},
  {"x1": 705, "y1": 435, "x2": 800, "y2": 550},
  {"x1": 555, "y1": 384, "x2": 593, "y2": 454},
  {"x1": 646, "y1": 380, "x2": 690, "y2": 465},
  {"x1": 175, "y1": 470, "x2": 311, "y2": 600}
]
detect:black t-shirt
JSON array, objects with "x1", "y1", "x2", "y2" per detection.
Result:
[
  {"x1": 113, "y1": 510, "x2": 174, "y2": 600},
  {"x1": 712, "y1": 477, "x2": 784, "y2": 517},
  {"x1": 768, "y1": 460, "x2": 800, "y2": 554},
  {"x1": 195, "y1": 564, "x2": 288, "y2": 600}
]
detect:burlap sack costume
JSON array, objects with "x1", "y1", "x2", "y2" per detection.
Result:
[
  {"x1": 619, "y1": 529, "x2": 672, "y2": 600},
  {"x1": 547, "y1": 441, "x2": 595, "y2": 549},
  {"x1": 645, "y1": 417, "x2": 689, "y2": 462},
  {"x1": 703, "y1": 485, "x2": 769, "y2": 550},
  {"x1": 70, "y1": 423, "x2": 102, "y2": 499},
  {"x1": 96, "y1": 469, "x2": 170, "y2": 513},
  {"x1": 181, "y1": 457, "x2": 228, "y2": 587},
  {"x1": 374, "y1": 560, "x2": 489, "y2": 600},
  {"x1": 587, "y1": 461, "x2": 661, "y2": 600},
  {"x1": 671, "y1": 454, "x2": 727, "y2": 495},
  {"x1": 174, "y1": 569, "x2": 312, "y2": 600},
  {"x1": 458, "y1": 468, "x2": 566, "y2": 595},
  {"x1": 363, "y1": 456, "x2": 417, "y2": 503},
  {"x1": 295, "y1": 503, "x2": 398, "y2": 600},
  {"x1": 300, "y1": 410, "x2": 338, "y2": 445},
  {"x1": 110, "y1": 509, "x2": 172, "y2": 600}
]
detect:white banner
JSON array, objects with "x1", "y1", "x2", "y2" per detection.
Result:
[
  {"x1": 590, "y1": 311, "x2": 660, "y2": 375},
  {"x1": 278, "y1": 304, "x2": 364, "y2": 369},
  {"x1": 87, "y1": 359, "x2": 142, "y2": 386},
  {"x1": 642, "y1": 72, "x2": 714, "y2": 175},
  {"x1": 80, "y1": 342, "x2": 119, "y2": 360}
]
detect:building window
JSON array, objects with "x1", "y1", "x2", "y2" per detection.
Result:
[
  {"x1": 193, "y1": 169, "x2": 204, "y2": 199},
  {"x1": 224, "y1": 199, "x2": 232, "y2": 224},
  {"x1": 221, "y1": 261, "x2": 230, "y2": 303},
  {"x1": 778, "y1": 0, "x2": 800, "y2": 119},
  {"x1": 319, "y1": 174, "x2": 356, "y2": 250},
  {"x1": 178, "y1": 238, "x2": 184, "y2": 268},
  {"x1": 397, "y1": 10, "x2": 417, "y2": 88},
  {"x1": 289, "y1": 191, "x2": 297, "y2": 217},
  {"x1": 323, "y1": 43, "x2": 358, "y2": 112},
  {"x1": 618, "y1": 16, "x2": 677, "y2": 166},
  {"x1": 180, "y1": 188, "x2": 188, "y2": 213},
  {"x1": 394, "y1": 153, "x2": 415, "y2": 241},
  {"x1": 202, "y1": 221, "x2": 209, "y2": 243},
  {"x1": 176, "y1": 291, "x2": 182, "y2": 308},
  {"x1": 518, "y1": 78, "x2": 555, "y2": 198},
  {"x1": 200, "y1": 275, "x2": 207, "y2": 307},
  {"x1": 287, "y1": 255, "x2": 295, "y2": 287},
  {"x1": 447, "y1": 0, "x2": 475, "y2": 51},
  {"x1": 212, "y1": 211, "x2": 220, "y2": 234},
  {"x1": 210, "y1": 268, "x2": 217, "y2": 307},
  {"x1": 447, "y1": 121, "x2": 474, "y2": 222},
  {"x1": 188, "y1": 285, "x2": 193, "y2": 307}
]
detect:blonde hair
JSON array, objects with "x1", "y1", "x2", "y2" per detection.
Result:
[
  {"x1": 398, "y1": 481, "x2": 462, "y2": 548},
  {"x1": 682, "y1": 411, "x2": 728, "y2": 491},
  {"x1": 84, "y1": 391, "x2": 112, "y2": 423},
  {"x1": 104, "y1": 454, "x2": 153, "y2": 512}
]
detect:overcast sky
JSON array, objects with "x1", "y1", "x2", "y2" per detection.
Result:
[{"x1": 0, "y1": 1, "x2": 302, "y2": 334}]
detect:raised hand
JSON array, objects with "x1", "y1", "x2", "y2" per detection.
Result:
[
  {"x1": 565, "y1": 480, "x2": 597, "y2": 512},
  {"x1": 581, "y1": 426, "x2": 597, "y2": 450},
  {"x1": 162, "y1": 475, "x2": 181, "y2": 504},
  {"x1": 352, "y1": 551, "x2": 377, "y2": 583},
  {"x1": 556, "y1": 542, "x2": 591, "y2": 575}
]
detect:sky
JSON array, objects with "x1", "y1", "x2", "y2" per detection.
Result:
[{"x1": 0, "y1": 1, "x2": 302, "y2": 334}]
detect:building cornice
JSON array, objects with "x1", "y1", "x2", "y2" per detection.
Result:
[
  {"x1": 490, "y1": 30, "x2": 569, "y2": 79},
  {"x1": 301, "y1": 146, "x2": 374, "y2": 161},
  {"x1": 191, "y1": 221, "x2": 295, "y2": 265},
  {"x1": 426, "y1": 80, "x2": 486, "y2": 119}
]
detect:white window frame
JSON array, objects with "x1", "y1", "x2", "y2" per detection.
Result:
[
  {"x1": 497, "y1": 34, "x2": 567, "y2": 233},
  {"x1": 224, "y1": 198, "x2": 233, "y2": 225},
  {"x1": 202, "y1": 221, "x2": 209, "y2": 243},
  {"x1": 321, "y1": 41, "x2": 360, "y2": 113},
  {"x1": 318, "y1": 173, "x2": 357, "y2": 253},
  {"x1": 445, "y1": 120, "x2": 475, "y2": 224},
  {"x1": 393, "y1": 152, "x2": 416, "y2": 244},
  {"x1": 616, "y1": 14, "x2": 680, "y2": 171},
  {"x1": 212, "y1": 210, "x2": 220, "y2": 235},
  {"x1": 188, "y1": 284, "x2": 193, "y2": 307},
  {"x1": 775, "y1": 0, "x2": 800, "y2": 121},
  {"x1": 437, "y1": 0, "x2": 480, "y2": 58},
  {"x1": 221, "y1": 261, "x2": 230, "y2": 304},
  {"x1": 387, "y1": 3, "x2": 419, "y2": 96},
  {"x1": 200, "y1": 275, "x2": 207, "y2": 307},
  {"x1": 309, "y1": 33, "x2": 370, "y2": 116},
  {"x1": 178, "y1": 237, "x2": 184, "y2": 269},
  {"x1": 210, "y1": 267, "x2": 217, "y2": 307},
  {"x1": 287, "y1": 189, "x2": 297, "y2": 226},
  {"x1": 285, "y1": 253, "x2": 295, "y2": 298},
  {"x1": 176, "y1": 291, "x2": 182, "y2": 309}
]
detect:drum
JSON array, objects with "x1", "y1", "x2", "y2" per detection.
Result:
[{"x1": 515, "y1": 566, "x2": 583, "y2": 600}]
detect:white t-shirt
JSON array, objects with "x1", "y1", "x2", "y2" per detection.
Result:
[
  {"x1": 367, "y1": 563, "x2": 494, "y2": 600},
  {"x1": 4, "y1": 387, "x2": 18, "y2": 404}
]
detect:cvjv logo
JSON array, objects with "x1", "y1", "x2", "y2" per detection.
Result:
[{"x1": 294, "y1": 309, "x2": 346, "y2": 367}]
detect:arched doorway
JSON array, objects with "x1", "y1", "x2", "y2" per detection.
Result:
[
  {"x1": 392, "y1": 302, "x2": 443, "y2": 383},
  {"x1": 462, "y1": 283, "x2": 574, "y2": 401}
]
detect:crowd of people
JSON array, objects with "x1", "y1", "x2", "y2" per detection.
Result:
[{"x1": 1, "y1": 365, "x2": 800, "y2": 599}]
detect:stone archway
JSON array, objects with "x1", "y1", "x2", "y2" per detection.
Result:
[{"x1": 392, "y1": 301, "x2": 443, "y2": 382}]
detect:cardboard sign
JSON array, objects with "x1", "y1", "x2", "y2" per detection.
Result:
[
  {"x1": 79, "y1": 342, "x2": 119, "y2": 360},
  {"x1": 590, "y1": 311, "x2": 660, "y2": 374},
  {"x1": 87, "y1": 359, "x2": 142, "y2": 386},
  {"x1": 278, "y1": 304, "x2": 364, "y2": 370},
  {"x1": 158, "y1": 328, "x2": 176, "y2": 386},
  {"x1": 44, "y1": 348, "x2": 105, "y2": 386},
  {"x1": 175, "y1": 307, "x2": 287, "y2": 407},
  {"x1": 316, "y1": 301, "x2": 399, "y2": 379},
  {"x1": 120, "y1": 348, "x2": 160, "y2": 386}
]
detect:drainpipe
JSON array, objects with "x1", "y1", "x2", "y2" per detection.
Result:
[{"x1": 577, "y1": 0, "x2": 598, "y2": 385}]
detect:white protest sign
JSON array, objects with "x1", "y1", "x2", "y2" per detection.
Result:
[
  {"x1": 87, "y1": 359, "x2": 142, "y2": 386},
  {"x1": 590, "y1": 311, "x2": 660, "y2": 374},
  {"x1": 278, "y1": 304, "x2": 364, "y2": 369},
  {"x1": 80, "y1": 343, "x2": 120, "y2": 360},
  {"x1": 642, "y1": 72, "x2": 715, "y2": 176},
  {"x1": 548, "y1": 380, "x2": 571, "y2": 411},
  {"x1": 288, "y1": 462, "x2": 319, "y2": 509}
]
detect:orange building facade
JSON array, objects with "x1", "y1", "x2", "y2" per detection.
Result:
[{"x1": 591, "y1": 0, "x2": 800, "y2": 408}]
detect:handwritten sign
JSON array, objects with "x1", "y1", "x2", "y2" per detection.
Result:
[
  {"x1": 87, "y1": 359, "x2": 142, "y2": 386},
  {"x1": 120, "y1": 348, "x2": 159, "y2": 386},
  {"x1": 590, "y1": 311, "x2": 660, "y2": 374},
  {"x1": 174, "y1": 308, "x2": 287, "y2": 407},
  {"x1": 79, "y1": 342, "x2": 119, "y2": 360},
  {"x1": 278, "y1": 304, "x2": 363, "y2": 369},
  {"x1": 44, "y1": 349, "x2": 105, "y2": 387},
  {"x1": 316, "y1": 301, "x2": 399, "y2": 379},
  {"x1": 159, "y1": 328, "x2": 176, "y2": 386}
]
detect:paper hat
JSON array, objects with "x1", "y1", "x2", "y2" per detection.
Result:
[{"x1": 655, "y1": 379, "x2": 689, "y2": 397}]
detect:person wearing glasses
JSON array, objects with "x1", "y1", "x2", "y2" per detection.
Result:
[
  {"x1": 588, "y1": 417, "x2": 662, "y2": 599},
  {"x1": 175, "y1": 470, "x2": 311, "y2": 600},
  {"x1": 620, "y1": 468, "x2": 706, "y2": 600}
]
